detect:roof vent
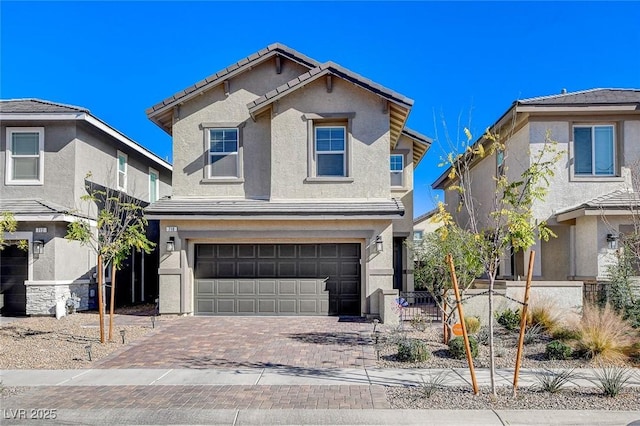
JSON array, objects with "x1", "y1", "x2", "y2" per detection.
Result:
[{"x1": 561, "y1": 88, "x2": 567, "y2": 94}]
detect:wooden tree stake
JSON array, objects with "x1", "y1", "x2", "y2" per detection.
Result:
[
  {"x1": 513, "y1": 250, "x2": 535, "y2": 395},
  {"x1": 108, "y1": 262, "x2": 117, "y2": 342},
  {"x1": 447, "y1": 254, "x2": 479, "y2": 395},
  {"x1": 97, "y1": 254, "x2": 105, "y2": 344}
]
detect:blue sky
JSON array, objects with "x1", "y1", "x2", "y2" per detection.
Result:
[{"x1": 2, "y1": 1, "x2": 639, "y2": 217}]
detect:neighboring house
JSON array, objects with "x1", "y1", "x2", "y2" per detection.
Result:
[
  {"x1": 145, "y1": 43, "x2": 431, "y2": 323},
  {"x1": 0, "y1": 99, "x2": 172, "y2": 316},
  {"x1": 412, "y1": 208, "x2": 441, "y2": 243},
  {"x1": 433, "y1": 88, "x2": 640, "y2": 292}
]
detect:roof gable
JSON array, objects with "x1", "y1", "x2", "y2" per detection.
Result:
[
  {"x1": 146, "y1": 43, "x2": 320, "y2": 133},
  {"x1": 246, "y1": 61, "x2": 414, "y2": 147}
]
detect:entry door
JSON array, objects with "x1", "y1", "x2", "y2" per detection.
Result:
[{"x1": 0, "y1": 244, "x2": 28, "y2": 315}]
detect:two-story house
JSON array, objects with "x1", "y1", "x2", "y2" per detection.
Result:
[
  {"x1": 433, "y1": 89, "x2": 640, "y2": 296},
  {"x1": 0, "y1": 99, "x2": 172, "y2": 316},
  {"x1": 145, "y1": 43, "x2": 431, "y2": 323}
]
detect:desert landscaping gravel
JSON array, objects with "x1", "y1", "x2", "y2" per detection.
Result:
[{"x1": 0, "y1": 305, "x2": 175, "y2": 370}]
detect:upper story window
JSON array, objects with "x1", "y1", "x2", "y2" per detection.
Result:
[
  {"x1": 5, "y1": 127, "x2": 44, "y2": 185},
  {"x1": 117, "y1": 151, "x2": 128, "y2": 191},
  {"x1": 315, "y1": 126, "x2": 346, "y2": 176},
  {"x1": 149, "y1": 168, "x2": 159, "y2": 203},
  {"x1": 208, "y1": 128, "x2": 239, "y2": 178},
  {"x1": 390, "y1": 154, "x2": 404, "y2": 187},
  {"x1": 573, "y1": 125, "x2": 615, "y2": 176},
  {"x1": 413, "y1": 230, "x2": 423, "y2": 242}
]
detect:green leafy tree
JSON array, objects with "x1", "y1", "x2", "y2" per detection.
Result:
[
  {"x1": 66, "y1": 173, "x2": 155, "y2": 343},
  {"x1": 0, "y1": 212, "x2": 28, "y2": 251},
  {"x1": 412, "y1": 223, "x2": 484, "y2": 340},
  {"x1": 436, "y1": 126, "x2": 563, "y2": 396}
]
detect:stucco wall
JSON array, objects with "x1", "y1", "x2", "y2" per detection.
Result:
[
  {"x1": 171, "y1": 57, "x2": 309, "y2": 198},
  {"x1": 1, "y1": 120, "x2": 77, "y2": 207}
]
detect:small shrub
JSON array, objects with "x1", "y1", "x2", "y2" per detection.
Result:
[
  {"x1": 546, "y1": 340, "x2": 573, "y2": 360},
  {"x1": 464, "y1": 316, "x2": 481, "y2": 334},
  {"x1": 476, "y1": 326, "x2": 490, "y2": 345},
  {"x1": 527, "y1": 298, "x2": 563, "y2": 333},
  {"x1": 534, "y1": 369, "x2": 576, "y2": 393},
  {"x1": 592, "y1": 366, "x2": 632, "y2": 397},
  {"x1": 496, "y1": 308, "x2": 521, "y2": 331},
  {"x1": 448, "y1": 336, "x2": 478, "y2": 359},
  {"x1": 397, "y1": 338, "x2": 430, "y2": 362},
  {"x1": 524, "y1": 323, "x2": 544, "y2": 345},
  {"x1": 576, "y1": 304, "x2": 638, "y2": 363},
  {"x1": 410, "y1": 313, "x2": 429, "y2": 332},
  {"x1": 420, "y1": 371, "x2": 450, "y2": 398},
  {"x1": 551, "y1": 326, "x2": 582, "y2": 342}
]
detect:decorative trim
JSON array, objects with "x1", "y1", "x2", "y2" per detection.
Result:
[
  {"x1": 369, "y1": 268, "x2": 394, "y2": 276},
  {"x1": 302, "y1": 112, "x2": 356, "y2": 120},
  {"x1": 199, "y1": 121, "x2": 247, "y2": 130},
  {"x1": 304, "y1": 177, "x2": 354, "y2": 183},
  {"x1": 200, "y1": 178, "x2": 245, "y2": 184},
  {"x1": 158, "y1": 268, "x2": 182, "y2": 275}
]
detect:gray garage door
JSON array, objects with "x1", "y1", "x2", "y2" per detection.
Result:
[
  {"x1": 195, "y1": 243, "x2": 360, "y2": 316},
  {"x1": 0, "y1": 244, "x2": 28, "y2": 315}
]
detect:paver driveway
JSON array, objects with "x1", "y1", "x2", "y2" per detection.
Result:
[{"x1": 97, "y1": 316, "x2": 377, "y2": 369}]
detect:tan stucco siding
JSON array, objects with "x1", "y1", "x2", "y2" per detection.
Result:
[
  {"x1": 529, "y1": 119, "x2": 638, "y2": 223},
  {"x1": 171, "y1": 58, "x2": 310, "y2": 198},
  {"x1": 392, "y1": 135, "x2": 414, "y2": 234},
  {"x1": 268, "y1": 77, "x2": 391, "y2": 200},
  {"x1": 623, "y1": 120, "x2": 640, "y2": 169}
]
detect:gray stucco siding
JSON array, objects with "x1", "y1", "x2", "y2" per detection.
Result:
[{"x1": 1, "y1": 120, "x2": 77, "y2": 209}]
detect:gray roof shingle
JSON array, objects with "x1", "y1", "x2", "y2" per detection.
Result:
[
  {"x1": 0, "y1": 99, "x2": 88, "y2": 114},
  {"x1": 146, "y1": 198, "x2": 404, "y2": 218},
  {"x1": 518, "y1": 88, "x2": 640, "y2": 106},
  {"x1": 0, "y1": 199, "x2": 87, "y2": 218},
  {"x1": 555, "y1": 189, "x2": 640, "y2": 216},
  {"x1": 247, "y1": 61, "x2": 413, "y2": 113},
  {"x1": 146, "y1": 43, "x2": 321, "y2": 116}
]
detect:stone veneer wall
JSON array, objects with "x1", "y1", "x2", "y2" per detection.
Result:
[{"x1": 26, "y1": 282, "x2": 91, "y2": 316}]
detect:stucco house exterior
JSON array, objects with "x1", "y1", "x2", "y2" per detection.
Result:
[
  {"x1": 412, "y1": 208, "x2": 441, "y2": 243},
  {"x1": 432, "y1": 88, "x2": 640, "y2": 307},
  {"x1": 0, "y1": 99, "x2": 172, "y2": 315},
  {"x1": 145, "y1": 43, "x2": 431, "y2": 323}
]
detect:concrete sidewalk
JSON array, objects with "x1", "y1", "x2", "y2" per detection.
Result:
[
  {"x1": 2, "y1": 368, "x2": 640, "y2": 425},
  {"x1": 2, "y1": 367, "x2": 640, "y2": 388}
]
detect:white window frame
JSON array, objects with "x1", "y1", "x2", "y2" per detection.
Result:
[
  {"x1": 413, "y1": 230, "x2": 423, "y2": 242},
  {"x1": 315, "y1": 125, "x2": 347, "y2": 177},
  {"x1": 572, "y1": 124, "x2": 616, "y2": 177},
  {"x1": 5, "y1": 127, "x2": 44, "y2": 185},
  {"x1": 117, "y1": 151, "x2": 128, "y2": 192},
  {"x1": 207, "y1": 127, "x2": 239, "y2": 179},
  {"x1": 390, "y1": 153, "x2": 404, "y2": 187},
  {"x1": 148, "y1": 167, "x2": 159, "y2": 203}
]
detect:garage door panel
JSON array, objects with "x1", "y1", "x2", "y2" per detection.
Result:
[
  {"x1": 258, "y1": 280, "x2": 276, "y2": 295},
  {"x1": 237, "y1": 262, "x2": 255, "y2": 277},
  {"x1": 195, "y1": 244, "x2": 360, "y2": 316},
  {"x1": 238, "y1": 300, "x2": 255, "y2": 314},
  {"x1": 340, "y1": 261, "x2": 360, "y2": 277},
  {"x1": 278, "y1": 299, "x2": 296, "y2": 314},
  {"x1": 238, "y1": 280, "x2": 256, "y2": 295},
  {"x1": 299, "y1": 300, "x2": 319, "y2": 313},
  {"x1": 197, "y1": 280, "x2": 215, "y2": 295},
  {"x1": 197, "y1": 299, "x2": 214, "y2": 314},
  {"x1": 278, "y1": 280, "x2": 296, "y2": 295},
  {"x1": 217, "y1": 280, "x2": 235, "y2": 295},
  {"x1": 258, "y1": 262, "x2": 276, "y2": 276},
  {"x1": 217, "y1": 299, "x2": 235, "y2": 313},
  {"x1": 299, "y1": 280, "x2": 318, "y2": 294},
  {"x1": 217, "y1": 263, "x2": 235, "y2": 276}
]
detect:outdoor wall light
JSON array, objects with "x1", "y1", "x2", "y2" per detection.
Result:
[
  {"x1": 607, "y1": 233, "x2": 619, "y2": 249},
  {"x1": 375, "y1": 235, "x2": 383, "y2": 252},
  {"x1": 33, "y1": 240, "x2": 44, "y2": 255},
  {"x1": 166, "y1": 237, "x2": 175, "y2": 252}
]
